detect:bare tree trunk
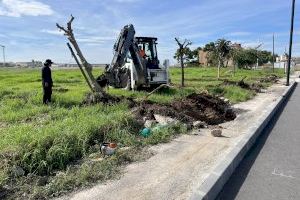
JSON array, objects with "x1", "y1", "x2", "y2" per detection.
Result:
[
  {"x1": 233, "y1": 63, "x2": 236, "y2": 77},
  {"x1": 217, "y1": 58, "x2": 221, "y2": 79},
  {"x1": 67, "y1": 43, "x2": 94, "y2": 92},
  {"x1": 56, "y1": 15, "x2": 105, "y2": 96},
  {"x1": 175, "y1": 38, "x2": 191, "y2": 88},
  {"x1": 180, "y1": 54, "x2": 184, "y2": 87}
]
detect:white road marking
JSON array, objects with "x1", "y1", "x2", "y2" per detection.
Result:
[{"x1": 272, "y1": 168, "x2": 296, "y2": 179}]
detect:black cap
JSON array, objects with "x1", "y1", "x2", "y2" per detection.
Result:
[{"x1": 44, "y1": 59, "x2": 54, "y2": 65}]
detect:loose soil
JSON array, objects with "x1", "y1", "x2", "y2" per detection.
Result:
[
  {"x1": 82, "y1": 88, "x2": 236, "y2": 126},
  {"x1": 223, "y1": 78, "x2": 263, "y2": 92},
  {"x1": 223, "y1": 74, "x2": 280, "y2": 92},
  {"x1": 133, "y1": 93, "x2": 236, "y2": 125},
  {"x1": 82, "y1": 93, "x2": 121, "y2": 105},
  {"x1": 259, "y1": 74, "x2": 279, "y2": 83}
]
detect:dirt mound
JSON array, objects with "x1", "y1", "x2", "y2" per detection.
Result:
[
  {"x1": 133, "y1": 93, "x2": 236, "y2": 125},
  {"x1": 259, "y1": 74, "x2": 279, "y2": 83},
  {"x1": 223, "y1": 74, "x2": 279, "y2": 92},
  {"x1": 223, "y1": 79, "x2": 250, "y2": 89},
  {"x1": 223, "y1": 79, "x2": 263, "y2": 92},
  {"x1": 82, "y1": 93, "x2": 121, "y2": 105}
]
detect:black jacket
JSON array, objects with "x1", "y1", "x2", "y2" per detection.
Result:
[{"x1": 42, "y1": 65, "x2": 53, "y2": 87}]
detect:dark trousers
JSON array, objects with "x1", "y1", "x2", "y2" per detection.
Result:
[{"x1": 43, "y1": 87, "x2": 52, "y2": 104}]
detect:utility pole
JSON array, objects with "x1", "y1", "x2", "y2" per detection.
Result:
[
  {"x1": 284, "y1": 47, "x2": 287, "y2": 74},
  {"x1": 286, "y1": 0, "x2": 295, "y2": 86},
  {"x1": 255, "y1": 43, "x2": 263, "y2": 70},
  {"x1": 0, "y1": 44, "x2": 5, "y2": 67},
  {"x1": 272, "y1": 33, "x2": 275, "y2": 73}
]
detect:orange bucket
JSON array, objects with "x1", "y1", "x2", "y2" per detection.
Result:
[{"x1": 109, "y1": 143, "x2": 117, "y2": 148}]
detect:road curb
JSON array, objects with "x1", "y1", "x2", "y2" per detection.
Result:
[{"x1": 189, "y1": 81, "x2": 297, "y2": 200}]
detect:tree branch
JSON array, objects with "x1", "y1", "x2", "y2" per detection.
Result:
[
  {"x1": 175, "y1": 38, "x2": 192, "y2": 49},
  {"x1": 175, "y1": 37, "x2": 182, "y2": 48},
  {"x1": 183, "y1": 41, "x2": 192, "y2": 48},
  {"x1": 67, "y1": 15, "x2": 74, "y2": 30},
  {"x1": 56, "y1": 23, "x2": 68, "y2": 34}
]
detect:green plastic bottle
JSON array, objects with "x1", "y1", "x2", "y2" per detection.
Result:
[{"x1": 140, "y1": 128, "x2": 151, "y2": 137}]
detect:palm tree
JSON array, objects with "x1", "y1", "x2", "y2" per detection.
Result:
[{"x1": 215, "y1": 39, "x2": 231, "y2": 79}]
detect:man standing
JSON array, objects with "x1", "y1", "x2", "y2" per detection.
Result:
[{"x1": 42, "y1": 59, "x2": 53, "y2": 104}]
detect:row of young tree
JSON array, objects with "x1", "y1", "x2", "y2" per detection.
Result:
[{"x1": 174, "y1": 38, "x2": 277, "y2": 70}]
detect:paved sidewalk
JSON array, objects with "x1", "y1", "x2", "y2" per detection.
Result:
[{"x1": 217, "y1": 84, "x2": 300, "y2": 200}]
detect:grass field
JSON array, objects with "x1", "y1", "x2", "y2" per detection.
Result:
[{"x1": 0, "y1": 67, "x2": 284, "y2": 199}]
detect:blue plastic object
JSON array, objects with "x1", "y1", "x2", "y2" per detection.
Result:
[{"x1": 140, "y1": 128, "x2": 151, "y2": 137}]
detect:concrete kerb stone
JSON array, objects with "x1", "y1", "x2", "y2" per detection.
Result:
[{"x1": 189, "y1": 81, "x2": 297, "y2": 200}]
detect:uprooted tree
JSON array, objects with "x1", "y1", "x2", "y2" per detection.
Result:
[{"x1": 56, "y1": 15, "x2": 108, "y2": 99}]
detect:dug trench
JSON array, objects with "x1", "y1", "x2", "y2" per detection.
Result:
[
  {"x1": 82, "y1": 90, "x2": 237, "y2": 127},
  {"x1": 82, "y1": 87, "x2": 237, "y2": 127},
  {"x1": 132, "y1": 92, "x2": 236, "y2": 127}
]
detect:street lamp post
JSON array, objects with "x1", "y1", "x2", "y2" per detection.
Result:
[
  {"x1": 286, "y1": 0, "x2": 296, "y2": 86},
  {"x1": 0, "y1": 44, "x2": 5, "y2": 67},
  {"x1": 272, "y1": 33, "x2": 275, "y2": 73},
  {"x1": 255, "y1": 43, "x2": 263, "y2": 70}
]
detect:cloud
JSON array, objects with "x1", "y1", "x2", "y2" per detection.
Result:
[
  {"x1": 0, "y1": 33, "x2": 7, "y2": 38},
  {"x1": 0, "y1": 0, "x2": 53, "y2": 17},
  {"x1": 77, "y1": 36, "x2": 116, "y2": 44},
  {"x1": 40, "y1": 29, "x2": 62, "y2": 36}
]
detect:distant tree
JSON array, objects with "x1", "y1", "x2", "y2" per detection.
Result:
[
  {"x1": 174, "y1": 46, "x2": 201, "y2": 64},
  {"x1": 258, "y1": 50, "x2": 274, "y2": 65},
  {"x1": 215, "y1": 39, "x2": 231, "y2": 79},
  {"x1": 203, "y1": 42, "x2": 216, "y2": 52},
  {"x1": 191, "y1": 47, "x2": 202, "y2": 62},
  {"x1": 175, "y1": 38, "x2": 192, "y2": 87},
  {"x1": 232, "y1": 48, "x2": 275, "y2": 70},
  {"x1": 233, "y1": 49, "x2": 254, "y2": 69},
  {"x1": 174, "y1": 47, "x2": 193, "y2": 63},
  {"x1": 203, "y1": 42, "x2": 218, "y2": 66}
]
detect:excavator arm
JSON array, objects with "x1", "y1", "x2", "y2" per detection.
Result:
[
  {"x1": 110, "y1": 24, "x2": 135, "y2": 70},
  {"x1": 99, "y1": 24, "x2": 147, "y2": 88}
]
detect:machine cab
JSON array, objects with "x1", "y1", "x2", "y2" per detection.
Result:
[
  {"x1": 136, "y1": 37, "x2": 160, "y2": 69},
  {"x1": 135, "y1": 37, "x2": 169, "y2": 86}
]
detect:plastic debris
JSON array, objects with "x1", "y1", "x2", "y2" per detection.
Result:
[
  {"x1": 140, "y1": 128, "x2": 151, "y2": 137},
  {"x1": 101, "y1": 142, "x2": 117, "y2": 155}
]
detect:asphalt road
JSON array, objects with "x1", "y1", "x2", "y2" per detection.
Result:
[{"x1": 217, "y1": 84, "x2": 300, "y2": 200}]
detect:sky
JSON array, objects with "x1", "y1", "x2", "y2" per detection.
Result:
[{"x1": 0, "y1": 0, "x2": 299, "y2": 64}]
